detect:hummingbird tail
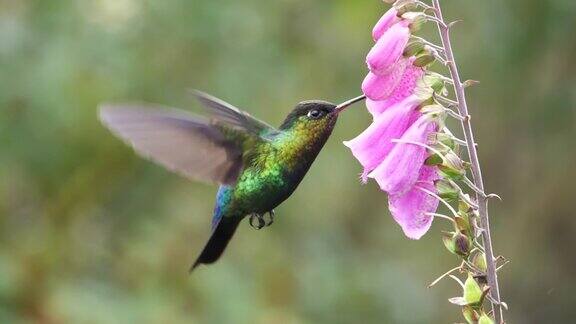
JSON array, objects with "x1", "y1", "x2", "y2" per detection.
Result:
[{"x1": 189, "y1": 217, "x2": 241, "y2": 272}]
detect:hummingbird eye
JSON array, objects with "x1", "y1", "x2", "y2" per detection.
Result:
[{"x1": 306, "y1": 109, "x2": 324, "y2": 119}]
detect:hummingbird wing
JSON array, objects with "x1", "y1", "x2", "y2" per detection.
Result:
[
  {"x1": 99, "y1": 104, "x2": 245, "y2": 185},
  {"x1": 191, "y1": 90, "x2": 278, "y2": 136}
]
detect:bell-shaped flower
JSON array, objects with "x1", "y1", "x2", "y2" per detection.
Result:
[
  {"x1": 365, "y1": 62, "x2": 424, "y2": 117},
  {"x1": 366, "y1": 21, "x2": 411, "y2": 75},
  {"x1": 388, "y1": 165, "x2": 439, "y2": 239},
  {"x1": 372, "y1": 7, "x2": 400, "y2": 41},
  {"x1": 344, "y1": 95, "x2": 422, "y2": 182},
  {"x1": 362, "y1": 57, "x2": 411, "y2": 101},
  {"x1": 368, "y1": 114, "x2": 438, "y2": 195}
]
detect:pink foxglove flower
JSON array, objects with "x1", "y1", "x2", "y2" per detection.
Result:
[
  {"x1": 347, "y1": 2, "x2": 443, "y2": 240},
  {"x1": 366, "y1": 21, "x2": 410, "y2": 75},
  {"x1": 368, "y1": 114, "x2": 437, "y2": 195},
  {"x1": 343, "y1": 95, "x2": 421, "y2": 181},
  {"x1": 388, "y1": 165, "x2": 439, "y2": 239},
  {"x1": 372, "y1": 7, "x2": 400, "y2": 41},
  {"x1": 370, "y1": 64, "x2": 424, "y2": 115},
  {"x1": 361, "y1": 57, "x2": 410, "y2": 101},
  {"x1": 366, "y1": 63, "x2": 424, "y2": 117}
]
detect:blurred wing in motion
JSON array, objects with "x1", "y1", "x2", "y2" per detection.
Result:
[
  {"x1": 99, "y1": 104, "x2": 244, "y2": 185},
  {"x1": 191, "y1": 90, "x2": 277, "y2": 136}
]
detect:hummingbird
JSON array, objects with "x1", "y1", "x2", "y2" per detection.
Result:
[{"x1": 99, "y1": 91, "x2": 365, "y2": 271}]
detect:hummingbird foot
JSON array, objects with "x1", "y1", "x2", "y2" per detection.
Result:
[
  {"x1": 248, "y1": 210, "x2": 275, "y2": 230},
  {"x1": 249, "y1": 213, "x2": 266, "y2": 230},
  {"x1": 262, "y1": 210, "x2": 275, "y2": 227}
]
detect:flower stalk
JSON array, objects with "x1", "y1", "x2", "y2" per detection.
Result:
[{"x1": 431, "y1": 1, "x2": 504, "y2": 322}]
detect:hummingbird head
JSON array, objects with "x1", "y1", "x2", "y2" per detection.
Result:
[
  {"x1": 280, "y1": 100, "x2": 338, "y2": 132},
  {"x1": 279, "y1": 95, "x2": 366, "y2": 132},
  {"x1": 275, "y1": 95, "x2": 366, "y2": 169}
]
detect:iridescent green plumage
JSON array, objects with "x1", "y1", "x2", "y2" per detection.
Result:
[
  {"x1": 192, "y1": 100, "x2": 339, "y2": 270},
  {"x1": 99, "y1": 91, "x2": 362, "y2": 271}
]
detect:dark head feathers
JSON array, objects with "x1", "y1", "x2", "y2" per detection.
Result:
[{"x1": 280, "y1": 100, "x2": 336, "y2": 129}]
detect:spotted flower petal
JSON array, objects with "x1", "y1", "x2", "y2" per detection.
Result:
[
  {"x1": 362, "y1": 57, "x2": 411, "y2": 101},
  {"x1": 388, "y1": 165, "x2": 440, "y2": 239},
  {"x1": 369, "y1": 114, "x2": 437, "y2": 195},
  {"x1": 366, "y1": 63, "x2": 424, "y2": 117}
]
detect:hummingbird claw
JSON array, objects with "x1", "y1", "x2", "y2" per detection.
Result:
[
  {"x1": 263, "y1": 210, "x2": 275, "y2": 227},
  {"x1": 249, "y1": 213, "x2": 265, "y2": 230}
]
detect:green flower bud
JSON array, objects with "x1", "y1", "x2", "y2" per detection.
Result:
[
  {"x1": 454, "y1": 214, "x2": 471, "y2": 235},
  {"x1": 413, "y1": 52, "x2": 435, "y2": 67},
  {"x1": 394, "y1": 0, "x2": 417, "y2": 15},
  {"x1": 463, "y1": 79, "x2": 481, "y2": 88},
  {"x1": 462, "y1": 306, "x2": 480, "y2": 324},
  {"x1": 464, "y1": 273, "x2": 483, "y2": 305},
  {"x1": 403, "y1": 39, "x2": 425, "y2": 57},
  {"x1": 425, "y1": 154, "x2": 443, "y2": 166},
  {"x1": 402, "y1": 12, "x2": 427, "y2": 32},
  {"x1": 454, "y1": 232, "x2": 471, "y2": 256},
  {"x1": 472, "y1": 252, "x2": 487, "y2": 272},
  {"x1": 435, "y1": 179, "x2": 459, "y2": 202},
  {"x1": 420, "y1": 104, "x2": 444, "y2": 115},
  {"x1": 434, "y1": 132, "x2": 456, "y2": 149},
  {"x1": 459, "y1": 195, "x2": 471, "y2": 212},
  {"x1": 438, "y1": 150, "x2": 468, "y2": 180},
  {"x1": 442, "y1": 232, "x2": 471, "y2": 256},
  {"x1": 478, "y1": 312, "x2": 495, "y2": 324}
]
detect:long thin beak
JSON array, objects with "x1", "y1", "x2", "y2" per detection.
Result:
[{"x1": 335, "y1": 94, "x2": 366, "y2": 113}]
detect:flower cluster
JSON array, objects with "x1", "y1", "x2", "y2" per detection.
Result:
[
  {"x1": 344, "y1": 4, "x2": 445, "y2": 239},
  {"x1": 346, "y1": 1, "x2": 505, "y2": 323}
]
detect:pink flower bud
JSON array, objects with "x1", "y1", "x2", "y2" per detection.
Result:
[
  {"x1": 366, "y1": 21, "x2": 410, "y2": 75},
  {"x1": 372, "y1": 7, "x2": 400, "y2": 41},
  {"x1": 388, "y1": 165, "x2": 440, "y2": 239},
  {"x1": 343, "y1": 96, "x2": 421, "y2": 182},
  {"x1": 368, "y1": 114, "x2": 437, "y2": 195}
]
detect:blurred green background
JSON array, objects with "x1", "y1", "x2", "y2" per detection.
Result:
[{"x1": 1, "y1": 0, "x2": 575, "y2": 323}]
